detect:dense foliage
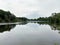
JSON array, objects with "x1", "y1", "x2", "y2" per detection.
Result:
[
  {"x1": 48, "y1": 13, "x2": 60, "y2": 23},
  {"x1": 0, "y1": 9, "x2": 60, "y2": 23},
  {"x1": 0, "y1": 9, "x2": 16, "y2": 22},
  {"x1": 36, "y1": 13, "x2": 60, "y2": 24},
  {"x1": 0, "y1": 9, "x2": 28, "y2": 22},
  {"x1": 16, "y1": 17, "x2": 28, "y2": 22}
]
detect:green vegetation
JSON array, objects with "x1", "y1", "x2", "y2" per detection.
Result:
[
  {"x1": 16, "y1": 17, "x2": 28, "y2": 22},
  {"x1": 37, "y1": 17, "x2": 49, "y2": 21},
  {"x1": 0, "y1": 9, "x2": 28, "y2": 22},
  {"x1": 28, "y1": 12, "x2": 60, "y2": 23},
  {"x1": 48, "y1": 13, "x2": 60, "y2": 23},
  {"x1": 0, "y1": 9, "x2": 17, "y2": 22},
  {"x1": 0, "y1": 9, "x2": 60, "y2": 24},
  {"x1": 36, "y1": 13, "x2": 60, "y2": 24}
]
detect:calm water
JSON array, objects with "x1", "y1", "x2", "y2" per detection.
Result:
[{"x1": 0, "y1": 22, "x2": 60, "y2": 45}]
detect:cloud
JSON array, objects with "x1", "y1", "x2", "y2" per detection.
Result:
[
  {"x1": 25, "y1": 11, "x2": 43, "y2": 19},
  {"x1": 0, "y1": 0, "x2": 60, "y2": 18}
]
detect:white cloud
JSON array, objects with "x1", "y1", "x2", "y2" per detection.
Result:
[{"x1": 0, "y1": 0, "x2": 60, "y2": 18}]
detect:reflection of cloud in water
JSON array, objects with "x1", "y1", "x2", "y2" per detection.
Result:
[
  {"x1": 27, "y1": 21, "x2": 60, "y2": 34},
  {"x1": 0, "y1": 22, "x2": 28, "y2": 33},
  {"x1": 0, "y1": 22, "x2": 60, "y2": 34},
  {"x1": 0, "y1": 22, "x2": 60, "y2": 45}
]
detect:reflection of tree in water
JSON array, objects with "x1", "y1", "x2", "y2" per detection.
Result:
[
  {"x1": 49, "y1": 23, "x2": 60, "y2": 33},
  {"x1": 19, "y1": 21, "x2": 28, "y2": 25},
  {"x1": 37, "y1": 22, "x2": 49, "y2": 25},
  {"x1": 1, "y1": 21, "x2": 60, "y2": 34},
  {"x1": 37, "y1": 22, "x2": 60, "y2": 34},
  {"x1": 0, "y1": 22, "x2": 28, "y2": 33},
  {"x1": 0, "y1": 24, "x2": 16, "y2": 33}
]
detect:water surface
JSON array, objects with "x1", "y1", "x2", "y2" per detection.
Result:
[{"x1": 0, "y1": 22, "x2": 60, "y2": 45}]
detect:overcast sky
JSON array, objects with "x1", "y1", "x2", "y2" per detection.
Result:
[{"x1": 0, "y1": 0, "x2": 60, "y2": 18}]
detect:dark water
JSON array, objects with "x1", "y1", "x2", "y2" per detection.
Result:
[{"x1": 0, "y1": 22, "x2": 60, "y2": 45}]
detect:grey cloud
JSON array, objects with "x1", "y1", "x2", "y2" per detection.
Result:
[
  {"x1": 0, "y1": 0, "x2": 60, "y2": 18},
  {"x1": 26, "y1": 11, "x2": 43, "y2": 19}
]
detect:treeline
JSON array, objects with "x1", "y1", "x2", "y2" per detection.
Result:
[
  {"x1": 48, "y1": 13, "x2": 60, "y2": 23},
  {"x1": 16, "y1": 17, "x2": 28, "y2": 22},
  {"x1": 0, "y1": 9, "x2": 60, "y2": 23},
  {"x1": 0, "y1": 9, "x2": 16, "y2": 22},
  {"x1": 28, "y1": 13, "x2": 60, "y2": 24},
  {"x1": 0, "y1": 9, "x2": 28, "y2": 22}
]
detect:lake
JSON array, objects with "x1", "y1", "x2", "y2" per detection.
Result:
[{"x1": 0, "y1": 22, "x2": 60, "y2": 45}]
